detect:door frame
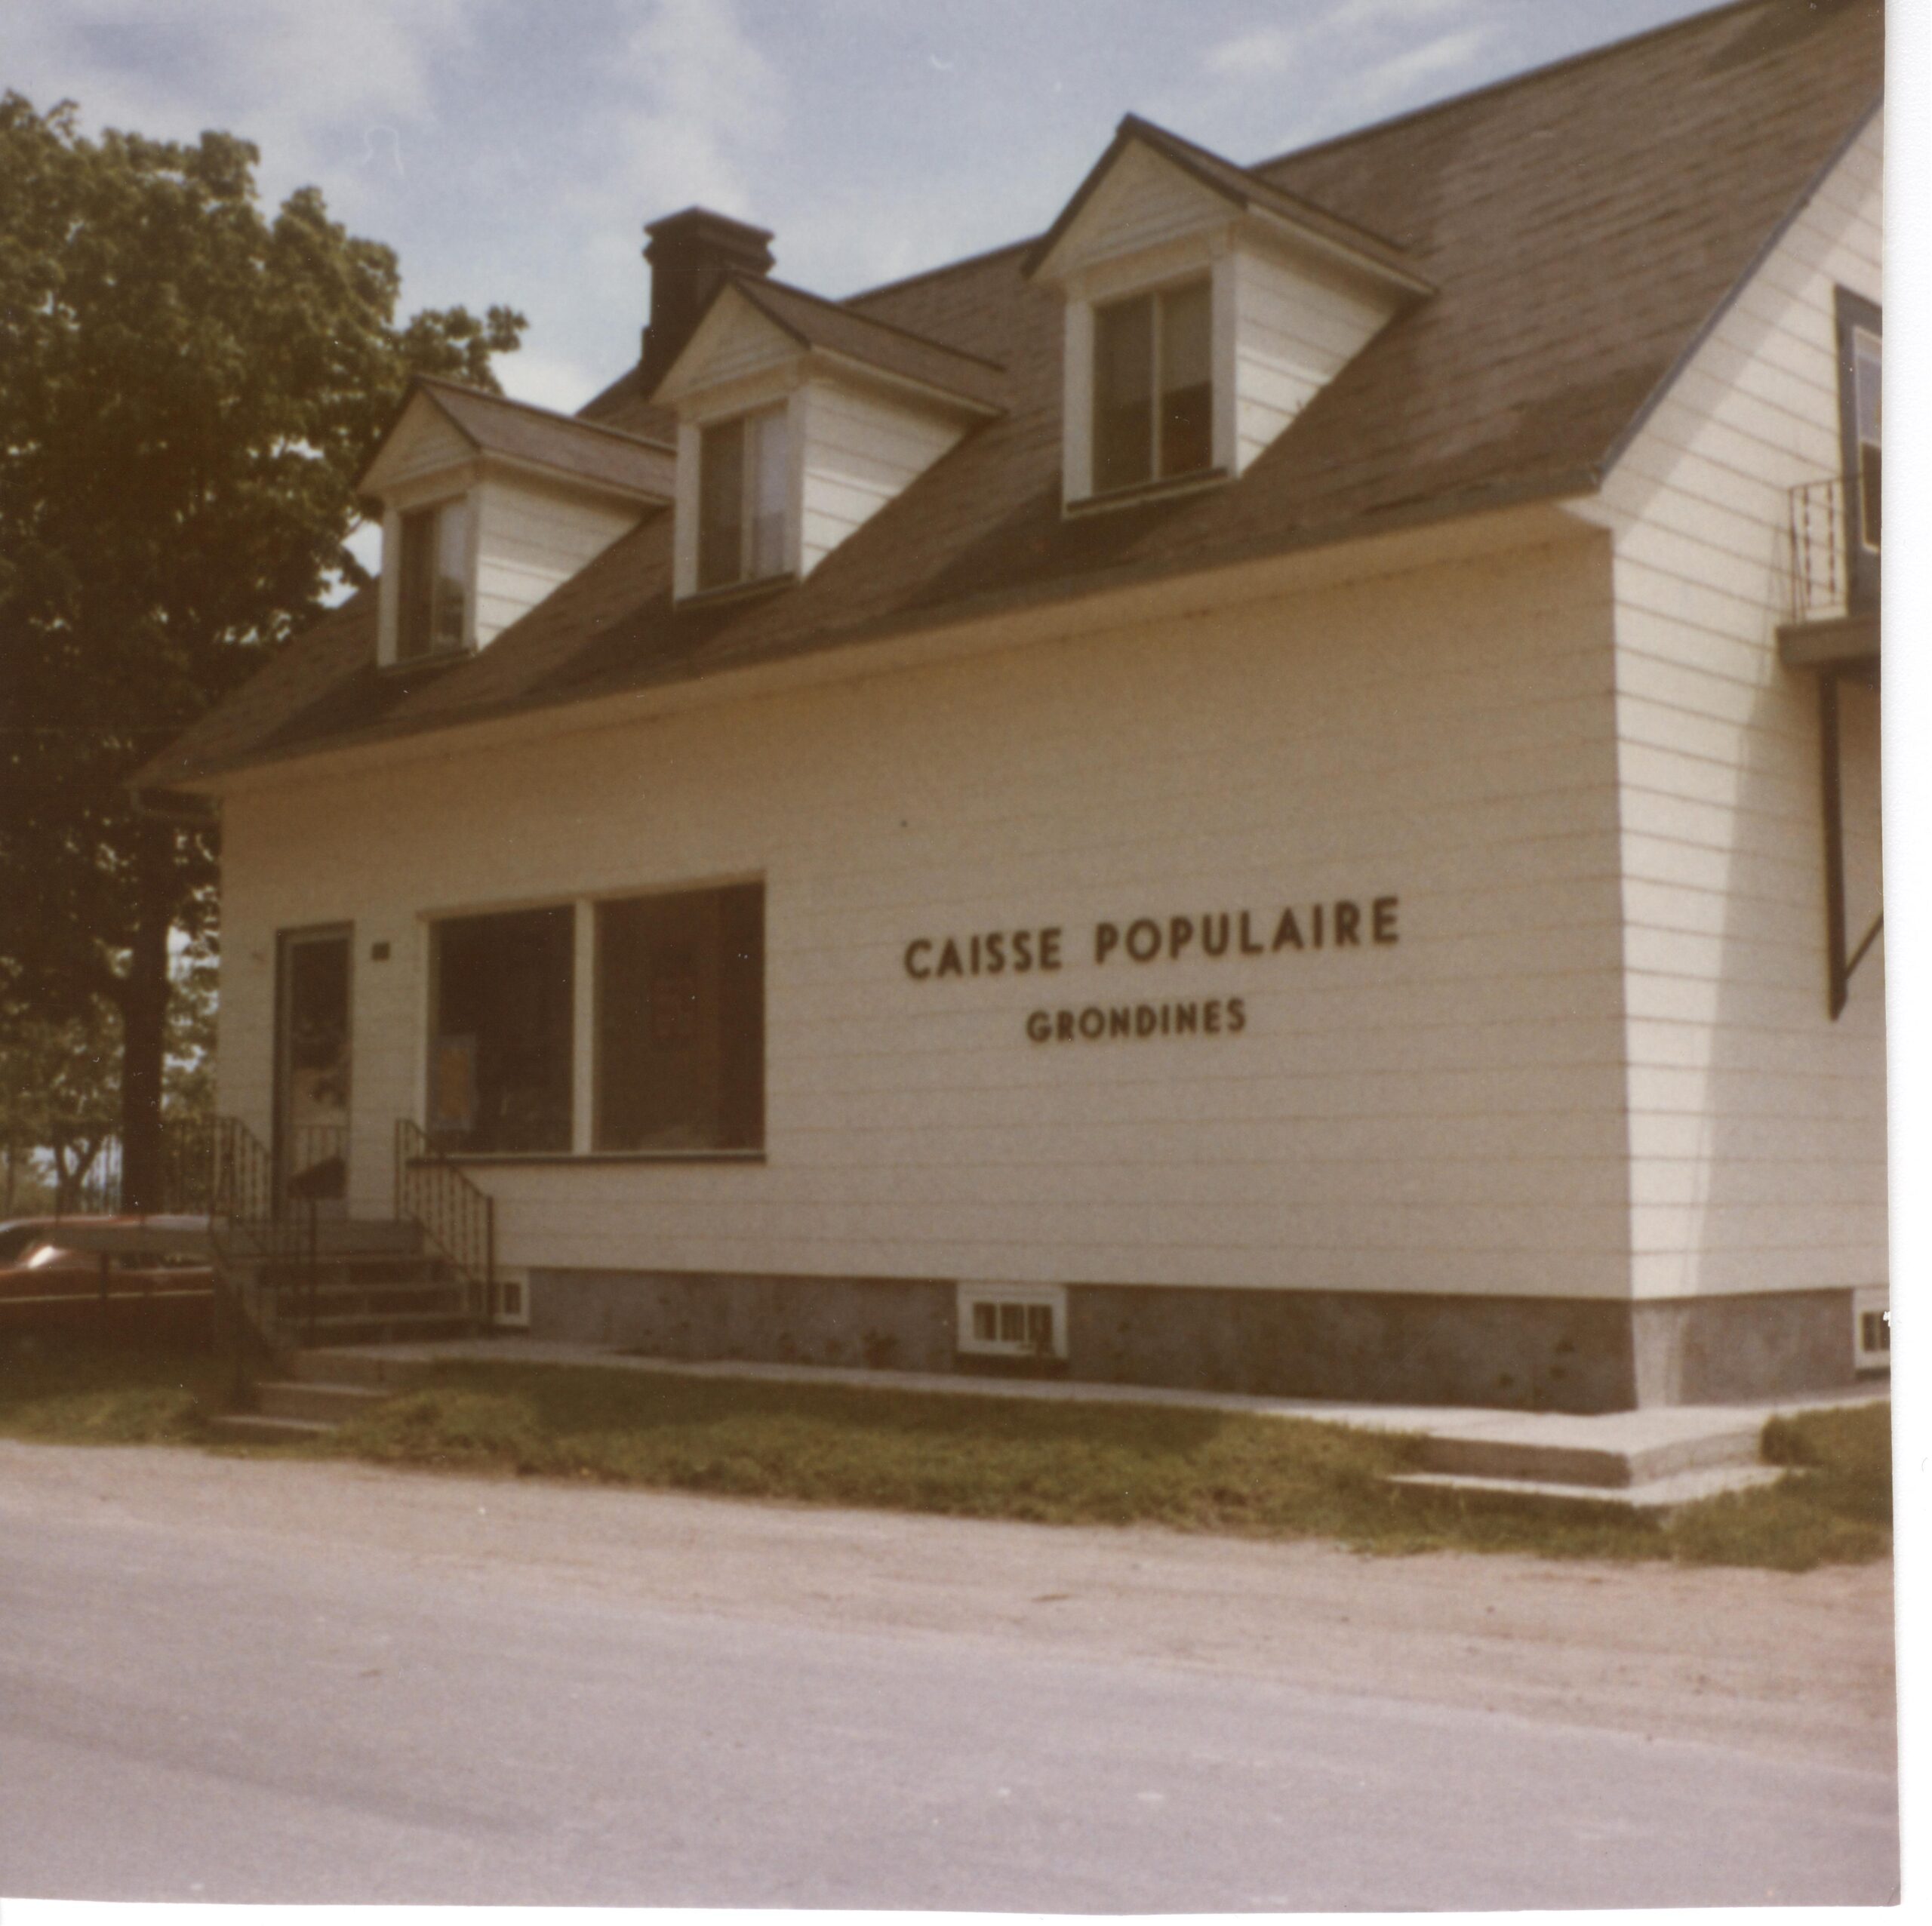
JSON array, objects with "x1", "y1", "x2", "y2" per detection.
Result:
[{"x1": 272, "y1": 922, "x2": 354, "y2": 1215}]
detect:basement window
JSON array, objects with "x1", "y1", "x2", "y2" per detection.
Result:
[
  {"x1": 396, "y1": 497, "x2": 471, "y2": 659},
  {"x1": 1093, "y1": 279, "x2": 1213, "y2": 494},
  {"x1": 1854, "y1": 1287, "x2": 1889, "y2": 1372},
  {"x1": 429, "y1": 905, "x2": 574, "y2": 1153},
  {"x1": 957, "y1": 1282, "x2": 1068, "y2": 1361},
  {"x1": 595, "y1": 883, "x2": 764, "y2": 1152},
  {"x1": 697, "y1": 408, "x2": 789, "y2": 590}
]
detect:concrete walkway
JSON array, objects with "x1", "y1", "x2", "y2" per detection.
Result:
[{"x1": 304, "y1": 1337, "x2": 1890, "y2": 1507}]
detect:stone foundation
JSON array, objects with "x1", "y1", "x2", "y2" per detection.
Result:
[{"x1": 527, "y1": 1269, "x2": 1867, "y2": 1413}]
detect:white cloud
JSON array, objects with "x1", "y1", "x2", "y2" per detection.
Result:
[
  {"x1": 602, "y1": 0, "x2": 786, "y2": 221},
  {"x1": 0, "y1": 0, "x2": 472, "y2": 193},
  {"x1": 1203, "y1": 24, "x2": 1312, "y2": 79}
]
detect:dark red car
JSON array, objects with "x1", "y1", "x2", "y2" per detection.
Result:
[{"x1": 0, "y1": 1216, "x2": 215, "y2": 1343}]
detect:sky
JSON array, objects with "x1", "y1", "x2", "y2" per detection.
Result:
[{"x1": 3, "y1": 0, "x2": 1724, "y2": 416}]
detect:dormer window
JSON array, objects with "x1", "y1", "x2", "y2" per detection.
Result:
[
  {"x1": 396, "y1": 497, "x2": 471, "y2": 660},
  {"x1": 1024, "y1": 115, "x2": 1431, "y2": 513},
  {"x1": 698, "y1": 408, "x2": 789, "y2": 591},
  {"x1": 1093, "y1": 279, "x2": 1213, "y2": 494}
]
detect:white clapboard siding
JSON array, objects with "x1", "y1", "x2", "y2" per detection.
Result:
[
  {"x1": 1042, "y1": 140, "x2": 1230, "y2": 275},
  {"x1": 368, "y1": 398, "x2": 472, "y2": 492},
  {"x1": 1231, "y1": 245, "x2": 1398, "y2": 473},
  {"x1": 216, "y1": 527, "x2": 1639, "y2": 1301},
  {"x1": 1600, "y1": 111, "x2": 1884, "y2": 1302},
  {"x1": 471, "y1": 475, "x2": 641, "y2": 648},
  {"x1": 796, "y1": 377, "x2": 965, "y2": 578}
]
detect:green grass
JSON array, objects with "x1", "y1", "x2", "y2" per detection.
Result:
[
  {"x1": 0, "y1": 1339, "x2": 1892, "y2": 1570},
  {"x1": 0, "y1": 1336, "x2": 228, "y2": 1446},
  {"x1": 328, "y1": 1359, "x2": 1893, "y2": 1570}
]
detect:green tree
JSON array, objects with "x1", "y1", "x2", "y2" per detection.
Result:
[{"x1": 0, "y1": 94, "x2": 525, "y2": 1208}]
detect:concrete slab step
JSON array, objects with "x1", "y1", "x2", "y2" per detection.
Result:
[
  {"x1": 207, "y1": 1411, "x2": 337, "y2": 1446},
  {"x1": 254, "y1": 1380, "x2": 394, "y2": 1425},
  {"x1": 1414, "y1": 1410, "x2": 1765, "y2": 1490},
  {"x1": 1391, "y1": 1463, "x2": 1788, "y2": 1511},
  {"x1": 291, "y1": 1348, "x2": 439, "y2": 1389}
]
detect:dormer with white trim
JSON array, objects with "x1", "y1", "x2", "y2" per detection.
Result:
[
  {"x1": 645, "y1": 235, "x2": 1005, "y2": 603},
  {"x1": 358, "y1": 379, "x2": 676, "y2": 668},
  {"x1": 1025, "y1": 116, "x2": 1433, "y2": 511}
]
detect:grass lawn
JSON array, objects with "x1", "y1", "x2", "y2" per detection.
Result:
[{"x1": 0, "y1": 1338, "x2": 1892, "y2": 1571}]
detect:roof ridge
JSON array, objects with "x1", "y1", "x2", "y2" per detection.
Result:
[
  {"x1": 1248, "y1": 0, "x2": 1783, "y2": 176},
  {"x1": 749, "y1": 272, "x2": 1009, "y2": 371},
  {"x1": 1116, "y1": 111, "x2": 1419, "y2": 260},
  {"x1": 841, "y1": 235, "x2": 1036, "y2": 310},
  {"x1": 416, "y1": 373, "x2": 675, "y2": 453}
]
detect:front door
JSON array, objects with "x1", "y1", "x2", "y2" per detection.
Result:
[{"x1": 275, "y1": 927, "x2": 352, "y2": 1215}]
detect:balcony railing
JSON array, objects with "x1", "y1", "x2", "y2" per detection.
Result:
[
  {"x1": 1789, "y1": 474, "x2": 1846, "y2": 623},
  {"x1": 1788, "y1": 471, "x2": 1878, "y2": 626}
]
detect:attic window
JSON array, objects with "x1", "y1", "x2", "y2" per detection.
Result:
[
  {"x1": 397, "y1": 498, "x2": 470, "y2": 659},
  {"x1": 1093, "y1": 279, "x2": 1213, "y2": 494},
  {"x1": 698, "y1": 408, "x2": 789, "y2": 590}
]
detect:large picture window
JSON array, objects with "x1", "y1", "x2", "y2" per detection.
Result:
[
  {"x1": 595, "y1": 884, "x2": 764, "y2": 1152},
  {"x1": 396, "y1": 497, "x2": 470, "y2": 659},
  {"x1": 1092, "y1": 279, "x2": 1214, "y2": 494},
  {"x1": 429, "y1": 906, "x2": 574, "y2": 1152}
]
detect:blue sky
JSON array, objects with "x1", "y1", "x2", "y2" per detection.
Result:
[{"x1": 5, "y1": 0, "x2": 1721, "y2": 413}]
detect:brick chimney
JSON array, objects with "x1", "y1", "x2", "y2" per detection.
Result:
[{"x1": 641, "y1": 208, "x2": 777, "y2": 393}]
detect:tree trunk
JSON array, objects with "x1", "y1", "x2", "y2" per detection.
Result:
[{"x1": 118, "y1": 824, "x2": 175, "y2": 1214}]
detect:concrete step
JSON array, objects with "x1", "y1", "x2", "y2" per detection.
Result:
[
  {"x1": 1414, "y1": 1409, "x2": 1766, "y2": 1491},
  {"x1": 254, "y1": 1380, "x2": 395, "y2": 1425},
  {"x1": 1392, "y1": 1463, "x2": 1788, "y2": 1511},
  {"x1": 292, "y1": 1312, "x2": 475, "y2": 1347},
  {"x1": 223, "y1": 1217, "x2": 424, "y2": 1258},
  {"x1": 291, "y1": 1348, "x2": 439, "y2": 1389},
  {"x1": 207, "y1": 1411, "x2": 338, "y2": 1446}
]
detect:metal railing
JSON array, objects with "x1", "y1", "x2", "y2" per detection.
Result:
[
  {"x1": 1787, "y1": 472, "x2": 1877, "y2": 625},
  {"x1": 208, "y1": 1120, "x2": 336, "y2": 1375},
  {"x1": 1789, "y1": 475, "x2": 1844, "y2": 622},
  {"x1": 394, "y1": 1118, "x2": 496, "y2": 1328}
]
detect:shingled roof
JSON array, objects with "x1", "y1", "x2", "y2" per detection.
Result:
[
  {"x1": 140, "y1": 0, "x2": 1882, "y2": 792},
  {"x1": 364, "y1": 377, "x2": 677, "y2": 500},
  {"x1": 663, "y1": 275, "x2": 1011, "y2": 414}
]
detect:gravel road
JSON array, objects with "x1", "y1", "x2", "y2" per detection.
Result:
[{"x1": 0, "y1": 1440, "x2": 1899, "y2": 1907}]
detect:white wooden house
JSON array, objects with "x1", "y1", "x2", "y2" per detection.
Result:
[{"x1": 140, "y1": 0, "x2": 1885, "y2": 1411}]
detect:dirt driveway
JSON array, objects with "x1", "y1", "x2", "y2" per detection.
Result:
[{"x1": 0, "y1": 1438, "x2": 1896, "y2": 1778}]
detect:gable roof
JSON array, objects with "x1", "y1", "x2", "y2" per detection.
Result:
[
  {"x1": 361, "y1": 377, "x2": 677, "y2": 501},
  {"x1": 139, "y1": 0, "x2": 1882, "y2": 795},
  {"x1": 657, "y1": 273, "x2": 1011, "y2": 415},
  {"x1": 1021, "y1": 112, "x2": 1432, "y2": 292}
]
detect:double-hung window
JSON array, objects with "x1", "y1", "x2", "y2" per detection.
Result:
[
  {"x1": 697, "y1": 408, "x2": 789, "y2": 591},
  {"x1": 1092, "y1": 279, "x2": 1214, "y2": 494},
  {"x1": 396, "y1": 498, "x2": 470, "y2": 659}
]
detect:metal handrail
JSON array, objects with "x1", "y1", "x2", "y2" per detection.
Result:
[{"x1": 394, "y1": 1118, "x2": 497, "y2": 1331}]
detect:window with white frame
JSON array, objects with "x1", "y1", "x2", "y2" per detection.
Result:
[
  {"x1": 957, "y1": 1282, "x2": 1068, "y2": 1360},
  {"x1": 395, "y1": 497, "x2": 471, "y2": 660},
  {"x1": 1092, "y1": 278, "x2": 1214, "y2": 494},
  {"x1": 1854, "y1": 1287, "x2": 1889, "y2": 1371},
  {"x1": 697, "y1": 408, "x2": 789, "y2": 591}
]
